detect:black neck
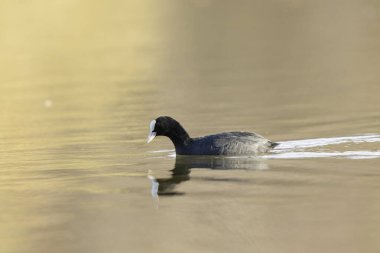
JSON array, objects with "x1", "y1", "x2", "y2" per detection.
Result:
[{"x1": 166, "y1": 123, "x2": 191, "y2": 148}]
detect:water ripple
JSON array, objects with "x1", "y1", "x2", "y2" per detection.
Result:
[
  {"x1": 268, "y1": 134, "x2": 380, "y2": 160},
  {"x1": 274, "y1": 134, "x2": 380, "y2": 150}
]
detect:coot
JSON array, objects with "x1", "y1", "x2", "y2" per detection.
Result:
[{"x1": 147, "y1": 116, "x2": 278, "y2": 156}]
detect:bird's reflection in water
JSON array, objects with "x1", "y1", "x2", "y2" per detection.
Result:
[{"x1": 148, "y1": 156, "x2": 267, "y2": 198}]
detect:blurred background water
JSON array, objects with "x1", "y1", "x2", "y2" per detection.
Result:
[{"x1": 1, "y1": 1, "x2": 380, "y2": 253}]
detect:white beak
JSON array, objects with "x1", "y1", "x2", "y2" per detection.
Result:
[
  {"x1": 147, "y1": 132, "x2": 156, "y2": 143},
  {"x1": 147, "y1": 120, "x2": 157, "y2": 143}
]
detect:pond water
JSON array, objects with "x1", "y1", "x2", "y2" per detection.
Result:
[{"x1": 1, "y1": 1, "x2": 380, "y2": 253}]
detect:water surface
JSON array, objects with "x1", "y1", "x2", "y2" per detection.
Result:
[{"x1": 1, "y1": 1, "x2": 380, "y2": 253}]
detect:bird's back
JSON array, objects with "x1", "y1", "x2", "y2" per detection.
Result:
[{"x1": 177, "y1": 132, "x2": 275, "y2": 156}]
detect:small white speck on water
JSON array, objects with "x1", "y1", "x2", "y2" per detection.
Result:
[{"x1": 44, "y1": 99, "x2": 53, "y2": 108}]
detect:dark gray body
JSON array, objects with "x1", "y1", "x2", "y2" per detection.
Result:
[{"x1": 175, "y1": 131, "x2": 276, "y2": 156}]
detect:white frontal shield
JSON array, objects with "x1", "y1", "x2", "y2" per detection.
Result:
[{"x1": 147, "y1": 120, "x2": 156, "y2": 143}]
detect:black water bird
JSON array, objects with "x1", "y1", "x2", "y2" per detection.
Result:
[{"x1": 147, "y1": 116, "x2": 278, "y2": 156}]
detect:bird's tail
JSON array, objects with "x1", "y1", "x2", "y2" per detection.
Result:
[{"x1": 269, "y1": 141, "x2": 279, "y2": 149}]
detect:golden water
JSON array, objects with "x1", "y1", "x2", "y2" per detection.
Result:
[{"x1": 1, "y1": 1, "x2": 380, "y2": 253}]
